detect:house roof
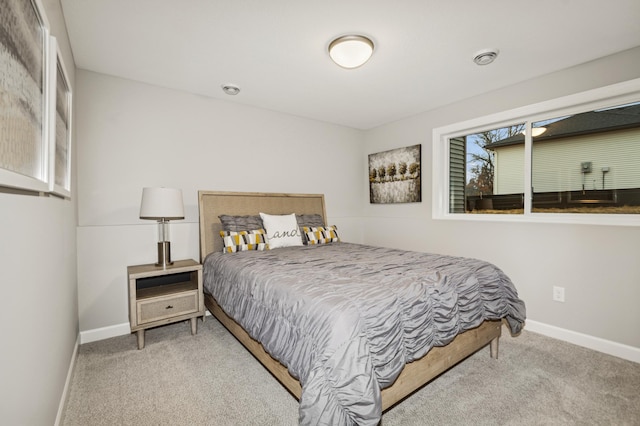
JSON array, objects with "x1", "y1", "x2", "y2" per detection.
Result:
[{"x1": 486, "y1": 103, "x2": 640, "y2": 149}]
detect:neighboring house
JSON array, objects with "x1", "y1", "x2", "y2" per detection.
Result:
[{"x1": 486, "y1": 103, "x2": 640, "y2": 205}]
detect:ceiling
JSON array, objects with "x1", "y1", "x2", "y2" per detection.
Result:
[{"x1": 61, "y1": 0, "x2": 640, "y2": 130}]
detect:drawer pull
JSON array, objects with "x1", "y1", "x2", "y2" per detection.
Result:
[{"x1": 166, "y1": 305, "x2": 174, "y2": 309}]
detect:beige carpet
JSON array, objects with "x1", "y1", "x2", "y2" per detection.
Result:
[{"x1": 62, "y1": 318, "x2": 640, "y2": 425}]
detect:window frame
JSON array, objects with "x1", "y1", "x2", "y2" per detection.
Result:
[{"x1": 432, "y1": 78, "x2": 640, "y2": 227}]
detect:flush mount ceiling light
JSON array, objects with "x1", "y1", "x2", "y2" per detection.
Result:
[
  {"x1": 473, "y1": 48, "x2": 499, "y2": 66},
  {"x1": 221, "y1": 84, "x2": 240, "y2": 95},
  {"x1": 521, "y1": 127, "x2": 547, "y2": 137},
  {"x1": 328, "y1": 35, "x2": 374, "y2": 69}
]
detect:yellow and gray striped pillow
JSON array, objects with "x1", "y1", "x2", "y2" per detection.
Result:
[
  {"x1": 302, "y1": 225, "x2": 340, "y2": 245},
  {"x1": 220, "y1": 229, "x2": 269, "y2": 252}
]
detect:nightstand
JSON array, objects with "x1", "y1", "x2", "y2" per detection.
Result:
[{"x1": 127, "y1": 259, "x2": 204, "y2": 349}]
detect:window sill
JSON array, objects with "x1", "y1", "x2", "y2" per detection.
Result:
[{"x1": 434, "y1": 212, "x2": 640, "y2": 227}]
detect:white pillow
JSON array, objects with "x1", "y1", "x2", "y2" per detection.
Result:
[{"x1": 259, "y1": 212, "x2": 303, "y2": 249}]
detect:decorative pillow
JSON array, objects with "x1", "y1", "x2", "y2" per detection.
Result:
[
  {"x1": 296, "y1": 214, "x2": 325, "y2": 244},
  {"x1": 218, "y1": 215, "x2": 263, "y2": 232},
  {"x1": 259, "y1": 212, "x2": 303, "y2": 249},
  {"x1": 302, "y1": 225, "x2": 340, "y2": 245},
  {"x1": 220, "y1": 229, "x2": 269, "y2": 253}
]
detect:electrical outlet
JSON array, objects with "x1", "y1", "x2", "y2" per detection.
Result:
[{"x1": 553, "y1": 286, "x2": 565, "y2": 302}]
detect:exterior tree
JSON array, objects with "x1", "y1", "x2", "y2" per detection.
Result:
[
  {"x1": 466, "y1": 124, "x2": 524, "y2": 195},
  {"x1": 466, "y1": 168, "x2": 492, "y2": 196},
  {"x1": 378, "y1": 166, "x2": 386, "y2": 182},
  {"x1": 369, "y1": 168, "x2": 377, "y2": 182}
]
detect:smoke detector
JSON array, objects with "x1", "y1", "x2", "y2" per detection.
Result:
[{"x1": 473, "y1": 49, "x2": 499, "y2": 66}]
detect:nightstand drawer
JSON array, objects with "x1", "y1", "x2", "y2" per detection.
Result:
[{"x1": 137, "y1": 291, "x2": 198, "y2": 324}]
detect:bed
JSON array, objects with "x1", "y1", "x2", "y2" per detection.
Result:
[{"x1": 198, "y1": 190, "x2": 526, "y2": 425}]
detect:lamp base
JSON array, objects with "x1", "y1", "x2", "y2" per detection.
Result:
[{"x1": 156, "y1": 241, "x2": 173, "y2": 268}]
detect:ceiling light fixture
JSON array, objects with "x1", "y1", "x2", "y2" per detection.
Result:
[
  {"x1": 521, "y1": 127, "x2": 547, "y2": 137},
  {"x1": 222, "y1": 84, "x2": 240, "y2": 95},
  {"x1": 328, "y1": 35, "x2": 374, "y2": 69},
  {"x1": 473, "y1": 48, "x2": 499, "y2": 66}
]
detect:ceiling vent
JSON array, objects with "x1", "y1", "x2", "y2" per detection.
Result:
[
  {"x1": 222, "y1": 84, "x2": 241, "y2": 95},
  {"x1": 473, "y1": 49, "x2": 499, "y2": 66}
]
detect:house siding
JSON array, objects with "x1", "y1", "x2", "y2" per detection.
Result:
[
  {"x1": 494, "y1": 144, "x2": 524, "y2": 194},
  {"x1": 534, "y1": 128, "x2": 639, "y2": 192},
  {"x1": 449, "y1": 137, "x2": 466, "y2": 212},
  {"x1": 494, "y1": 128, "x2": 640, "y2": 194}
]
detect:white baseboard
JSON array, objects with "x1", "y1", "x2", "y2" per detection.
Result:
[
  {"x1": 525, "y1": 320, "x2": 640, "y2": 364},
  {"x1": 54, "y1": 335, "x2": 79, "y2": 426},
  {"x1": 80, "y1": 322, "x2": 131, "y2": 344},
  {"x1": 79, "y1": 315, "x2": 213, "y2": 344},
  {"x1": 77, "y1": 317, "x2": 639, "y2": 364}
]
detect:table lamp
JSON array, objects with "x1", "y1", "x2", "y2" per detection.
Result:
[{"x1": 139, "y1": 187, "x2": 184, "y2": 267}]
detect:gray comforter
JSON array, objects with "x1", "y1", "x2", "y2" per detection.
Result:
[{"x1": 203, "y1": 242, "x2": 526, "y2": 425}]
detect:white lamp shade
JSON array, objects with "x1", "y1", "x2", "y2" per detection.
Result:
[
  {"x1": 329, "y1": 35, "x2": 374, "y2": 69},
  {"x1": 139, "y1": 187, "x2": 185, "y2": 220}
]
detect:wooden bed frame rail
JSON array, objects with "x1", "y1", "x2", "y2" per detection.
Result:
[{"x1": 205, "y1": 292, "x2": 501, "y2": 411}]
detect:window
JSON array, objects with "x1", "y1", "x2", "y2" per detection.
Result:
[
  {"x1": 449, "y1": 123, "x2": 525, "y2": 214},
  {"x1": 531, "y1": 104, "x2": 640, "y2": 214},
  {"x1": 433, "y1": 78, "x2": 640, "y2": 226}
]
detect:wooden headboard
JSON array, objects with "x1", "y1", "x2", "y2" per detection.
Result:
[{"x1": 198, "y1": 191, "x2": 327, "y2": 262}]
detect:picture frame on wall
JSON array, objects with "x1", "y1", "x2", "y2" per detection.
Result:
[
  {"x1": 48, "y1": 36, "x2": 72, "y2": 197},
  {"x1": 368, "y1": 144, "x2": 421, "y2": 204},
  {"x1": 0, "y1": 0, "x2": 53, "y2": 192}
]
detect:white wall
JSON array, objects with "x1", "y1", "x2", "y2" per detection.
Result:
[
  {"x1": 75, "y1": 71, "x2": 365, "y2": 338},
  {"x1": 362, "y1": 47, "x2": 640, "y2": 357},
  {"x1": 0, "y1": 0, "x2": 78, "y2": 424}
]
